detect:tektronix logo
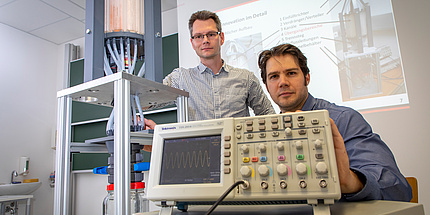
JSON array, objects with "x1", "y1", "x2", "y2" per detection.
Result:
[{"x1": 162, "y1": 126, "x2": 177, "y2": 130}]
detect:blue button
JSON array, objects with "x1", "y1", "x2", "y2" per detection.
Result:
[{"x1": 260, "y1": 156, "x2": 267, "y2": 162}]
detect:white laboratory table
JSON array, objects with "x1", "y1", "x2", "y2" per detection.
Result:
[
  {"x1": 143, "y1": 200, "x2": 424, "y2": 215},
  {"x1": 0, "y1": 195, "x2": 33, "y2": 215}
]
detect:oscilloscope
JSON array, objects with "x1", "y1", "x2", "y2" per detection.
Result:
[{"x1": 147, "y1": 110, "x2": 341, "y2": 214}]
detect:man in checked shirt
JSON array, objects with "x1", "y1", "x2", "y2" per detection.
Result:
[{"x1": 163, "y1": 10, "x2": 275, "y2": 121}]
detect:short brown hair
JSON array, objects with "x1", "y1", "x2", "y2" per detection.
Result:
[
  {"x1": 188, "y1": 10, "x2": 222, "y2": 37},
  {"x1": 258, "y1": 43, "x2": 310, "y2": 85}
]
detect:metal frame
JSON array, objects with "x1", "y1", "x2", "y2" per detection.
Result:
[
  {"x1": 84, "y1": 0, "x2": 105, "y2": 82},
  {"x1": 54, "y1": 72, "x2": 188, "y2": 215},
  {"x1": 54, "y1": 96, "x2": 72, "y2": 215},
  {"x1": 57, "y1": 0, "x2": 180, "y2": 213},
  {"x1": 0, "y1": 195, "x2": 33, "y2": 215},
  {"x1": 144, "y1": 0, "x2": 163, "y2": 83},
  {"x1": 113, "y1": 78, "x2": 131, "y2": 214}
]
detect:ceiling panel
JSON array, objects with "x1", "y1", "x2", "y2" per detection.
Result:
[
  {"x1": 0, "y1": 0, "x2": 15, "y2": 7},
  {"x1": 0, "y1": 0, "x2": 68, "y2": 31},
  {"x1": 70, "y1": 0, "x2": 84, "y2": 9},
  {"x1": 42, "y1": 0, "x2": 85, "y2": 21},
  {"x1": 0, "y1": 0, "x2": 177, "y2": 44},
  {"x1": 30, "y1": 17, "x2": 84, "y2": 44}
]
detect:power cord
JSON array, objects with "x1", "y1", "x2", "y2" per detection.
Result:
[{"x1": 205, "y1": 180, "x2": 246, "y2": 215}]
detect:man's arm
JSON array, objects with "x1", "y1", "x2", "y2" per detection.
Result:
[
  {"x1": 142, "y1": 118, "x2": 156, "y2": 152},
  {"x1": 332, "y1": 109, "x2": 412, "y2": 201},
  {"x1": 163, "y1": 68, "x2": 181, "y2": 88}
]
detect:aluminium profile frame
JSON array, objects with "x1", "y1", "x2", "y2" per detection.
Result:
[{"x1": 54, "y1": 72, "x2": 188, "y2": 215}]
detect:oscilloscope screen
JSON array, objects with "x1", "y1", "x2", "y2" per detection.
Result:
[{"x1": 160, "y1": 135, "x2": 221, "y2": 185}]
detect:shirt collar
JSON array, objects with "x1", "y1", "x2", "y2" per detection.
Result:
[
  {"x1": 301, "y1": 93, "x2": 315, "y2": 111},
  {"x1": 198, "y1": 60, "x2": 228, "y2": 74}
]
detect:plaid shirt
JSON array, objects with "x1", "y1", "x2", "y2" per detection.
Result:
[{"x1": 163, "y1": 61, "x2": 275, "y2": 121}]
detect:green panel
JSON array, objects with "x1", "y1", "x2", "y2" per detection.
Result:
[
  {"x1": 69, "y1": 59, "x2": 84, "y2": 87},
  {"x1": 73, "y1": 121, "x2": 107, "y2": 142},
  {"x1": 144, "y1": 110, "x2": 177, "y2": 124},
  {"x1": 72, "y1": 101, "x2": 112, "y2": 123},
  {"x1": 162, "y1": 34, "x2": 179, "y2": 78},
  {"x1": 72, "y1": 153, "x2": 109, "y2": 171}
]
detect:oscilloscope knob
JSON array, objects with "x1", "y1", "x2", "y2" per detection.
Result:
[
  {"x1": 285, "y1": 127, "x2": 292, "y2": 136},
  {"x1": 276, "y1": 164, "x2": 288, "y2": 176},
  {"x1": 258, "y1": 144, "x2": 266, "y2": 152},
  {"x1": 296, "y1": 163, "x2": 307, "y2": 175},
  {"x1": 314, "y1": 139, "x2": 323, "y2": 149},
  {"x1": 258, "y1": 165, "x2": 270, "y2": 177},
  {"x1": 276, "y1": 142, "x2": 284, "y2": 151},
  {"x1": 295, "y1": 140, "x2": 303, "y2": 150},
  {"x1": 315, "y1": 162, "x2": 328, "y2": 174},
  {"x1": 240, "y1": 166, "x2": 252, "y2": 177},
  {"x1": 241, "y1": 145, "x2": 249, "y2": 153}
]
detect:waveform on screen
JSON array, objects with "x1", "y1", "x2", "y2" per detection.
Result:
[{"x1": 164, "y1": 150, "x2": 210, "y2": 169}]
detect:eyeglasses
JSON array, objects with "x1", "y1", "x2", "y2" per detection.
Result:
[{"x1": 191, "y1": 32, "x2": 220, "y2": 41}]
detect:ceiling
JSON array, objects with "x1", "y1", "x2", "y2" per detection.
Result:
[{"x1": 0, "y1": 0, "x2": 177, "y2": 45}]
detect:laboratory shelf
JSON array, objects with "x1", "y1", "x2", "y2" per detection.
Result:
[{"x1": 54, "y1": 71, "x2": 188, "y2": 215}]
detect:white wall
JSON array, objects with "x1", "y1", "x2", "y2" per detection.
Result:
[
  {"x1": 372, "y1": 0, "x2": 430, "y2": 209},
  {"x1": 176, "y1": 0, "x2": 430, "y2": 212},
  {"x1": 0, "y1": 23, "x2": 58, "y2": 215}
]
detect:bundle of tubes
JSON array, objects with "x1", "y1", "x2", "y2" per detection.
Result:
[{"x1": 104, "y1": 34, "x2": 146, "y2": 136}]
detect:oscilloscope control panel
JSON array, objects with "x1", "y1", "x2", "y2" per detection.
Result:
[
  {"x1": 229, "y1": 110, "x2": 340, "y2": 203},
  {"x1": 148, "y1": 110, "x2": 341, "y2": 213}
]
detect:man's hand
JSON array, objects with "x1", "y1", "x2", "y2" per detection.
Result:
[
  {"x1": 144, "y1": 118, "x2": 156, "y2": 130},
  {"x1": 142, "y1": 118, "x2": 156, "y2": 152},
  {"x1": 329, "y1": 118, "x2": 364, "y2": 194}
]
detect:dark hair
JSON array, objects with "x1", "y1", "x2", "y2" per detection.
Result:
[
  {"x1": 258, "y1": 43, "x2": 310, "y2": 85},
  {"x1": 188, "y1": 10, "x2": 222, "y2": 37}
]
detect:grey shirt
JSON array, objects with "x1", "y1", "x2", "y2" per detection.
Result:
[{"x1": 163, "y1": 61, "x2": 275, "y2": 121}]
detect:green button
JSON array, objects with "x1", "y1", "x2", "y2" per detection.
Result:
[{"x1": 296, "y1": 154, "x2": 304, "y2": 160}]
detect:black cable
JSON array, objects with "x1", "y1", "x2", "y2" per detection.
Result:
[{"x1": 205, "y1": 180, "x2": 246, "y2": 215}]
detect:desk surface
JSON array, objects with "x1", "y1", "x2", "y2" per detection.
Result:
[{"x1": 145, "y1": 200, "x2": 424, "y2": 215}]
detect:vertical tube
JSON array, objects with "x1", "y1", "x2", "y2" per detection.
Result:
[
  {"x1": 0, "y1": 202, "x2": 4, "y2": 214},
  {"x1": 365, "y1": 4, "x2": 374, "y2": 47},
  {"x1": 106, "y1": 108, "x2": 115, "y2": 135},
  {"x1": 84, "y1": 0, "x2": 104, "y2": 82},
  {"x1": 134, "y1": 95, "x2": 145, "y2": 127},
  {"x1": 126, "y1": 38, "x2": 132, "y2": 74},
  {"x1": 144, "y1": 0, "x2": 163, "y2": 82},
  {"x1": 353, "y1": 10, "x2": 364, "y2": 53},
  {"x1": 104, "y1": 51, "x2": 114, "y2": 75},
  {"x1": 120, "y1": 37, "x2": 125, "y2": 72},
  {"x1": 26, "y1": 198, "x2": 31, "y2": 215},
  {"x1": 130, "y1": 95, "x2": 137, "y2": 127},
  {"x1": 176, "y1": 95, "x2": 189, "y2": 122},
  {"x1": 114, "y1": 78, "x2": 131, "y2": 215},
  {"x1": 129, "y1": 40, "x2": 138, "y2": 75},
  {"x1": 107, "y1": 40, "x2": 122, "y2": 72},
  {"x1": 112, "y1": 38, "x2": 123, "y2": 71},
  {"x1": 137, "y1": 62, "x2": 146, "y2": 77},
  {"x1": 54, "y1": 96, "x2": 72, "y2": 215}
]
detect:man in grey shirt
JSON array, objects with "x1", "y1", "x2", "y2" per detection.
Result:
[{"x1": 164, "y1": 10, "x2": 275, "y2": 121}]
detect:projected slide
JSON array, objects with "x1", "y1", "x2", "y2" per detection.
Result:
[{"x1": 217, "y1": 0, "x2": 409, "y2": 111}]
